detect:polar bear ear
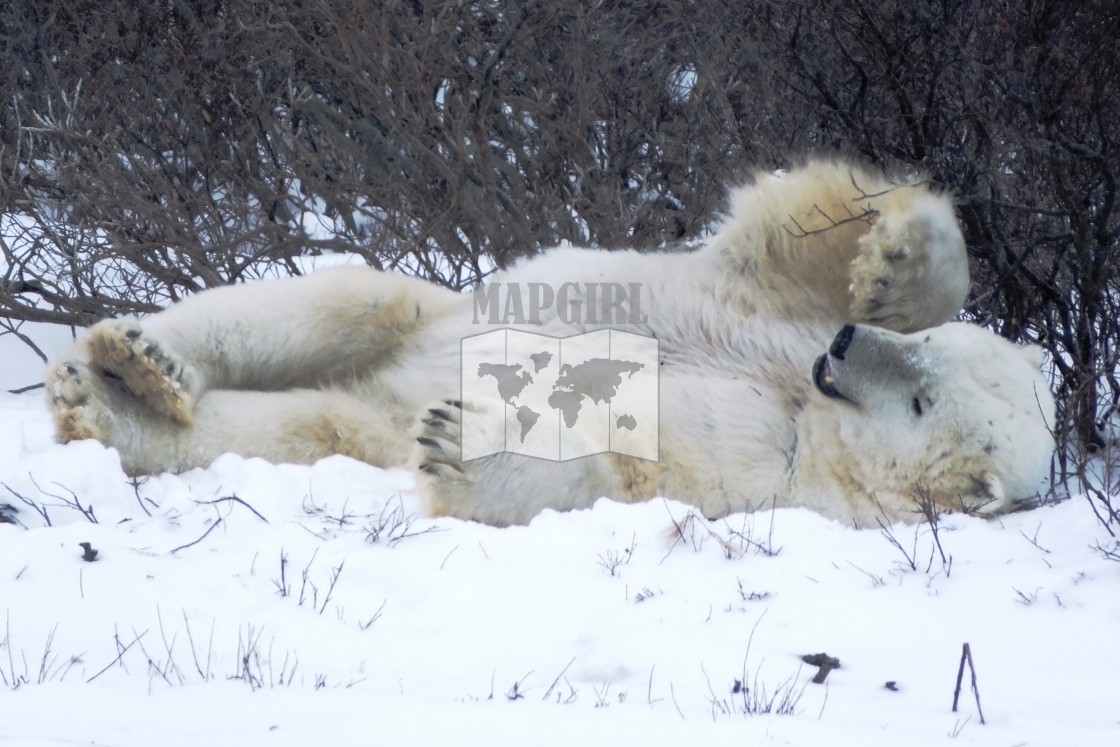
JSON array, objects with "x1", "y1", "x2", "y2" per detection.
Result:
[
  {"x1": 980, "y1": 472, "x2": 1005, "y2": 502},
  {"x1": 1017, "y1": 344, "x2": 1045, "y2": 368},
  {"x1": 969, "y1": 472, "x2": 1006, "y2": 514}
]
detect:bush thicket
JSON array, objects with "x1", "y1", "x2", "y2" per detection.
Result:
[{"x1": 1, "y1": 1, "x2": 1117, "y2": 510}]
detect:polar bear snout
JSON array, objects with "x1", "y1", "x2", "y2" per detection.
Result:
[{"x1": 812, "y1": 325, "x2": 863, "y2": 403}]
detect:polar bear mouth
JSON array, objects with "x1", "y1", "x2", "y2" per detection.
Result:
[{"x1": 813, "y1": 354, "x2": 856, "y2": 404}]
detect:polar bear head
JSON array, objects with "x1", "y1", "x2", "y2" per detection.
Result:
[{"x1": 809, "y1": 322, "x2": 1054, "y2": 518}]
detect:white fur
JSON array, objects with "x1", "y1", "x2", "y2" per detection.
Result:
[{"x1": 46, "y1": 159, "x2": 1054, "y2": 526}]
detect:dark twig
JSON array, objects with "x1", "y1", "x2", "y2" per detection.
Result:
[
  {"x1": 6, "y1": 383, "x2": 44, "y2": 395},
  {"x1": 129, "y1": 478, "x2": 155, "y2": 517},
  {"x1": 196, "y1": 495, "x2": 268, "y2": 523},
  {"x1": 1, "y1": 481, "x2": 50, "y2": 526},
  {"x1": 318, "y1": 561, "x2": 344, "y2": 615},
  {"x1": 169, "y1": 518, "x2": 223, "y2": 554},
  {"x1": 951, "y1": 642, "x2": 986, "y2": 725},
  {"x1": 542, "y1": 657, "x2": 577, "y2": 702},
  {"x1": 29, "y1": 476, "x2": 96, "y2": 523},
  {"x1": 86, "y1": 630, "x2": 147, "y2": 683}
]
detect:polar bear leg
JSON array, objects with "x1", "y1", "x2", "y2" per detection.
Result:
[
  {"x1": 412, "y1": 398, "x2": 624, "y2": 526},
  {"x1": 48, "y1": 266, "x2": 463, "y2": 426},
  {"x1": 725, "y1": 162, "x2": 969, "y2": 333},
  {"x1": 49, "y1": 356, "x2": 407, "y2": 473}
]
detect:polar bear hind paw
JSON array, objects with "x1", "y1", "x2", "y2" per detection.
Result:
[
  {"x1": 85, "y1": 317, "x2": 199, "y2": 425},
  {"x1": 46, "y1": 359, "x2": 117, "y2": 444}
]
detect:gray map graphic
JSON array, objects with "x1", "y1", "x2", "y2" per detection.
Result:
[
  {"x1": 477, "y1": 357, "x2": 644, "y2": 439},
  {"x1": 462, "y1": 329, "x2": 658, "y2": 461}
]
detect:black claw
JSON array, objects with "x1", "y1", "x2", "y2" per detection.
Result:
[
  {"x1": 417, "y1": 461, "x2": 464, "y2": 475},
  {"x1": 427, "y1": 407, "x2": 453, "y2": 422},
  {"x1": 443, "y1": 398, "x2": 463, "y2": 409},
  {"x1": 416, "y1": 436, "x2": 445, "y2": 452},
  {"x1": 422, "y1": 417, "x2": 446, "y2": 430}
]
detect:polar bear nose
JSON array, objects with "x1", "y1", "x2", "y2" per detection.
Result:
[{"x1": 830, "y1": 324, "x2": 856, "y2": 360}]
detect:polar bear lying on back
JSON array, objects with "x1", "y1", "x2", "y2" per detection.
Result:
[{"x1": 47, "y1": 159, "x2": 1055, "y2": 527}]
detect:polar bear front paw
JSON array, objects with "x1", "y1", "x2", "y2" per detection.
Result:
[
  {"x1": 849, "y1": 236, "x2": 922, "y2": 332},
  {"x1": 848, "y1": 194, "x2": 969, "y2": 333},
  {"x1": 46, "y1": 359, "x2": 118, "y2": 444},
  {"x1": 415, "y1": 399, "x2": 469, "y2": 480},
  {"x1": 413, "y1": 398, "x2": 489, "y2": 519},
  {"x1": 85, "y1": 317, "x2": 201, "y2": 425}
]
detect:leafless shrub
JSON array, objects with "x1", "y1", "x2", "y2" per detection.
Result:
[
  {"x1": 1095, "y1": 539, "x2": 1120, "y2": 562},
  {"x1": 2, "y1": 478, "x2": 99, "y2": 526},
  {"x1": 663, "y1": 505, "x2": 782, "y2": 561},
  {"x1": 735, "y1": 579, "x2": 771, "y2": 603},
  {"x1": 1055, "y1": 436, "x2": 1120, "y2": 544},
  {"x1": 302, "y1": 494, "x2": 360, "y2": 529},
  {"x1": 702, "y1": 662, "x2": 806, "y2": 719},
  {"x1": 225, "y1": 624, "x2": 302, "y2": 691},
  {"x1": 230, "y1": 624, "x2": 266, "y2": 691},
  {"x1": 596, "y1": 534, "x2": 636, "y2": 577},
  {"x1": 721, "y1": 502, "x2": 783, "y2": 558},
  {"x1": 363, "y1": 495, "x2": 442, "y2": 546},
  {"x1": 505, "y1": 671, "x2": 533, "y2": 701},
  {"x1": 593, "y1": 680, "x2": 627, "y2": 708},
  {"x1": 1, "y1": 613, "x2": 82, "y2": 688},
  {"x1": 0, "y1": 482, "x2": 47, "y2": 527},
  {"x1": 877, "y1": 486, "x2": 955, "y2": 579},
  {"x1": 273, "y1": 549, "x2": 291, "y2": 598}
]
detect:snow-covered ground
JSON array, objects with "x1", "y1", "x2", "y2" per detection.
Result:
[{"x1": 1, "y1": 338, "x2": 1119, "y2": 746}]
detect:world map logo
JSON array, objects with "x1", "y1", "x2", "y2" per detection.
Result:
[{"x1": 460, "y1": 329, "x2": 659, "y2": 462}]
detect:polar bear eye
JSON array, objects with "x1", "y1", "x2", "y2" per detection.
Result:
[{"x1": 912, "y1": 397, "x2": 924, "y2": 417}]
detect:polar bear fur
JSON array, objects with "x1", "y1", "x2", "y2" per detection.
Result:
[{"x1": 46, "y1": 159, "x2": 1055, "y2": 527}]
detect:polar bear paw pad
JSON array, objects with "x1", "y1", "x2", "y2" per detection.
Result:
[
  {"x1": 85, "y1": 317, "x2": 196, "y2": 425},
  {"x1": 46, "y1": 360, "x2": 116, "y2": 444}
]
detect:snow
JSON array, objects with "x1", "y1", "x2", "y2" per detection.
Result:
[{"x1": 1, "y1": 351, "x2": 1119, "y2": 746}]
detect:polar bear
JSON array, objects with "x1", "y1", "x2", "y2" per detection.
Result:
[{"x1": 46, "y1": 159, "x2": 1055, "y2": 527}]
